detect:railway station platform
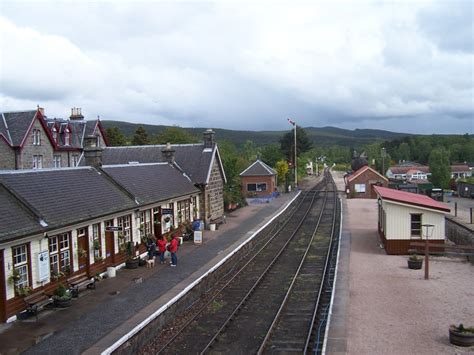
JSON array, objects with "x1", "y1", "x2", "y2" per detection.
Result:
[
  {"x1": 0, "y1": 186, "x2": 303, "y2": 354},
  {"x1": 326, "y1": 171, "x2": 474, "y2": 354}
]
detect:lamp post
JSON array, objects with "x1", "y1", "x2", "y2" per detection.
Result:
[{"x1": 422, "y1": 224, "x2": 434, "y2": 280}]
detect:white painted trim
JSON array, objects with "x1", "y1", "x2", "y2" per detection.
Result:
[
  {"x1": 101, "y1": 191, "x2": 302, "y2": 355},
  {"x1": 322, "y1": 198, "x2": 343, "y2": 355}
]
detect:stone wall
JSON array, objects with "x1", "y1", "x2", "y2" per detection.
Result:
[
  {"x1": 0, "y1": 138, "x2": 15, "y2": 169},
  {"x1": 207, "y1": 158, "x2": 224, "y2": 222},
  {"x1": 446, "y1": 217, "x2": 474, "y2": 245},
  {"x1": 20, "y1": 120, "x2": 54, "y2": 169}
]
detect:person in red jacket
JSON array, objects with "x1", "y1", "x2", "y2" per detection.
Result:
[
  {"x1": 156, "y1": 235, "x2": 167, "y2": 264},
  {"x1": 169, "y1": 233, "x2": 179, "y2": 267}
]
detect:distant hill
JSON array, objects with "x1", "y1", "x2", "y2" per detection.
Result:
[{"x1": 101, "y1": 120, "x2": 411, "y2": 149}]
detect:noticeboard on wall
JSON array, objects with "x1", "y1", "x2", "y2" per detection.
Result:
[{"x1": 37, "y1": 250, "x2": 50, "y2": 282}]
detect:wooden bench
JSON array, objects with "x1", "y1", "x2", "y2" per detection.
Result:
[
  {"x1": 67, "y1": 272, "x2": 95, "y2": 297},
  {"x1": 210, "y1": 215, "x2": 226, "y2": 229},
  {"x1": 24, "y1": 290, "x2": 53, "y2": 319}
]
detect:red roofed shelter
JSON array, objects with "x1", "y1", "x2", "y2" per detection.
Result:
[
  {"x1": 346, "y1": 166, "x2": 388, "y2": 199},
  {"x1": 374, "y1": 186, "x2": 450, "y2": 255}
]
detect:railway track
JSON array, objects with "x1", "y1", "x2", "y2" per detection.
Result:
[{"x1": 142, "y1": 171, "x2": 340, "y2": 354}]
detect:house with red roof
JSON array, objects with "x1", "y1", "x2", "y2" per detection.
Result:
[
  {"x1": 240, "y1": 159, "x2": 277, "y2": 198},
  {"x1": 345, "y1": 166, "x2": 388, "y2": 199},
  {"x1": 374, "y1": 186, "x2": 450, "y2": 255}
]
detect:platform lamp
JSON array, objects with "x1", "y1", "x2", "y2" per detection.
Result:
[{"x1": 422, "y1": 224, "x2": 434, "y2": 280}]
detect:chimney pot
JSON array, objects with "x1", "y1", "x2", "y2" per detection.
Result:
[
  {"x1": 161, "y1": 142, "x2": 175, "y2": 164},
  {"x1": 203, "y1": 129, "x2": 215, "y2": 149},
  {"x1": 83, "y1": 135, "x2": 103, "y2": 167}
]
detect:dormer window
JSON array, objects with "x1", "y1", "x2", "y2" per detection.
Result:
[
  {"x1": 64, "y1": 128, "x2": 71, "y2": 146},
  {"x1": 32, "y1": 129, "x2": 41, "y2": 145},
  {"x1": 52, "y1": 127, "x2": 58, "y2": 142}
]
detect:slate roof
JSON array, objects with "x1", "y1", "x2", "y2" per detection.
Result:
[
  {"x1": 102, "y1": 163, "x2": 200, "y2": 205},
  {"x1": 347, "y1": 165, "x2": 388, "y2": 183},
  {"x1": 240, "y1": 159, "x2": 277, "y2": 176},
  {"x1": 451, "y1": 164, "x2": 470, "y2": 172},
  {"x1": 0, "y1": 167, "x2": 138, "y2": 233},
  {"x1": 1, "y1": 110, "x2": 36, "y2": 146},
  {"x1": 374, "y1": 186, "x2": 450, "y2": 213},
  {"x1": 100, "y1": 144, "x2": 222, "y2": 185},
  {"x1": 0, "y1": 184, "x2": 43, "y2": 242}
]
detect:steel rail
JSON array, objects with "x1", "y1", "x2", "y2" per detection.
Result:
[
  {"x1": 156, "y1": 189, "x2": 320, "y2": 354},
  {"x1": 199, "y1": 189, "x2": 321, "y2": 354},
  {"x1": 256, "y1": 182, "x2": 330, "y2": 354},
  {"x1": 304, "y1": 176, "x2": 338, "y2": 354}
]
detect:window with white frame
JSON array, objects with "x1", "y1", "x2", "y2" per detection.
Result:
[
  {"x1": 49, "y1": 233, "x2": 71, "y2": 274},
  {"x1": 72, "y1": 155, "x2": 79, "y2": 167},
  {"x1": 92, "y1": 223, "x2": 101, "y2": 259},
  {"x1": 33, "y1": 155, "x2": 43, "y2": 169},
  {"x1": 354, "y1": 184, "x2": 366, "y2": 193},
  {"x1": 192, "y1": 196, "x2": 198, "y2": 219},
  {"x1": 177, "y1": 200, "x2": 190, "y2": 224},
  {"x1": 247, "y1": 183, "x2": 267, "y2": 192},
  {"x1": 12, "y1": 244, "x2": 29, "y2": 290},
  {"x1": 53, "y1": 155, "x2": 61, "y2": 168},
  {"x1": 64, "y1": 128, "x2": 71, "y2": 145},
  {"x1": 410, "y1": 214, "x2": 422, "y2": 238},
  {"x1": 117, "y1": 215, "x2": 131, "y2": 244},
  {"x1": 32, "y1": 129, "x2": 41, "y2": 145},
  {"x1": 52, "y1": 127, "x2": 58, "y2": 142}
]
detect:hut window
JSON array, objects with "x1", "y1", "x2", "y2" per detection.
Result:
[
  {"x1": 247, "y1": 183, "x2": 267, "y2": 192},
  {"x1": 12, "y1": 244, "x2": 29, "y2": 290},
  {"x1": 355, "y1": 184, "x2": 366, "y2": 193},
  {"x1": 410, "y1": 214, "x2": 422, "y2": 237}
]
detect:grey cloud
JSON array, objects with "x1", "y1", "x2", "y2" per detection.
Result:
[{"x1": 417, "y1": 1, "x2": 474, "y2": 53}]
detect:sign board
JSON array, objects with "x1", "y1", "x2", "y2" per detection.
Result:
[
  {"x1": 105, "y1": 226, "x2": 123, "y2": 232},
  {"x1": 161, "y1": 208, "x2": 173, "y2": 215},
  {"x1": 194, "y1": 231, "x2": 202, "y2": 244},
  {"x1": 37, "y1": 251, "x2": 50, "y2": 282}
]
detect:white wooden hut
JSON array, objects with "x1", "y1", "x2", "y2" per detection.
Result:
[{"x1": 374, "y1": 186, "x2": 450, "y2": 255}]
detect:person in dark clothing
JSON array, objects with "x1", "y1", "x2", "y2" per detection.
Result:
[{"x1": 146, "y1": 239, "x2": 156, "y2": 260}]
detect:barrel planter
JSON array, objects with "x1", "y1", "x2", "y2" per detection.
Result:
[
  {"x1": 407, "y1": 258, "x2": 423, "y2": 270},
  {"x1": 53, "y1": 296, "x2": 72, "y2": 308},
  {"x1": 125, "y1": 258, "x2": 139, "y2": 269},
  {"x1": 449, "y1": 325, "x2": 474, "y2": 347}
]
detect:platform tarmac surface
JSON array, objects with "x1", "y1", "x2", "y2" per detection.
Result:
[{"x1": 0, "y1": 189, "x2": 302, "y2": 355}]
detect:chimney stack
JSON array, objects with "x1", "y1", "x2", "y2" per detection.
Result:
[
  {"x1": 70, "y1": 107, "x2": 84, "y2": 120},
  {"x1": 83, "y1": 135, "x2": 103, "y2": 168},
  {"x1": 161, "y1": 142, "x2": 175, "y2": 164},
  {"x1": 37, "y1": 105, "x2": 45, "y2": 116},
  {"x1": 203, "y1": 129, "x2": 215, "y2": 149}
]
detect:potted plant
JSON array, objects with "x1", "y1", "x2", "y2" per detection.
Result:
[
  {"x1": 15, "y1": 286, "x2": 32, "y2": 297},
  {"x1": 125, "y1": 241, "x2": 139, "y2": 269},
  {"x1": 93, "y1": 240, "x2": 100, "y2": 251},
  {"x1": 407, "y1": 249, "x2": 423, "y2": 269},
  {"x1": 449, "y1": 324, "x2": 474, "y2": 347},
  {"x1": 78, "y1": 248, "x2": 88, "y2": 258},
  {"x1": 53, "y1": 283, "x2": 72, "y2": 308},
  {"x1": 8, "y1": 269, "x2": 21, "y2": 285},
  {"x1": 51, "y1": 270, "x2": 65, "y2": 281}
]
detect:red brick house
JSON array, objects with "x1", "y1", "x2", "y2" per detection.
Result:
[
  {"x1": 346, "y1": 165, "x2": 388, "y2": 199},
  {"x1": 240, "y1": 160, "x2": 277, "y2": 198}
]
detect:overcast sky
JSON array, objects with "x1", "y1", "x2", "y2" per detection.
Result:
[{"x1": 1, "y1": 0, "x2": 473, "y2": 134}]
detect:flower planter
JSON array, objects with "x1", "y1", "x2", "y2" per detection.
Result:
[
  {"x1": 53, "y1": 296, "x2": 72, "y2": 308},
  {"x1": 126, "y1": 258, "x2": 139, "y2": 269},
  {"x1": 407, "y1": 259, "x2": 423, "y2": 269},
  {"x1": 449, "y1": 326, "x2": 474, "y2": 347}
]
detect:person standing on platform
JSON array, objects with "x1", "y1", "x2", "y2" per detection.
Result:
[
  {"x1": 169, "y1": 233, "x2": 179, "y2": 267},
  {"x1": 157, "y1": 235, "x2": 167, "y2": 264}
]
